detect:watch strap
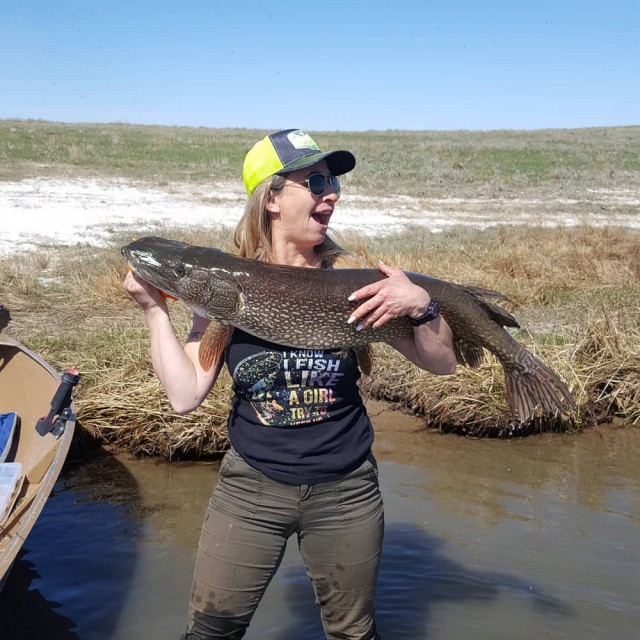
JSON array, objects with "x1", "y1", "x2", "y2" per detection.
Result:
[{"x1": 408, "y1": 300, "x2": 440, "y2": 326}]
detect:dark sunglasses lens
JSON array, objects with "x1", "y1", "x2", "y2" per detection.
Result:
[
  {"x1": 307, "y1": 174, "x2": 340, "y2": 196},
  {"x1": 307, "y1": 174, "x2": 327, "y2": 195}
]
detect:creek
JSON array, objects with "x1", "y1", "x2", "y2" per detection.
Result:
[{"x1": 1, "y1": 401, "x2": 639, "y2": 640}]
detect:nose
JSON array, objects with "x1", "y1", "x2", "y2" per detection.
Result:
[{"x1": 323, "y1": 182, "x2": 340, "y2": 200}]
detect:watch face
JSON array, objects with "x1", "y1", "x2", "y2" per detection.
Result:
[{"x1": 409, "y1": 299, "x2": 441, "y2": 326}]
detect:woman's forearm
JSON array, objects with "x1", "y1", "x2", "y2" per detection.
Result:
[
  {"x1": 390, "y1": 316, "x2": 457, "y2": 375},
  {"x1": 145, "y1": 309, "x2": 220, "y2": 413}
]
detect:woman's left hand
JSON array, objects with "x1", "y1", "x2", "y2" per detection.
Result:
[{"x1": 347, "y1": 261, "x2": 430, "y2": 329}]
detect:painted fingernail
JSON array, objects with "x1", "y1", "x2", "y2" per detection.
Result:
[
  {"x1": 356, "y1": 323, "x2": 364, "y2": 331},
  {"x1": 348, "y1": 294, "x2": 356, "y2": 301},
  {"x1": 347, "y1": 315, "x2": 356, "y2": 324}
]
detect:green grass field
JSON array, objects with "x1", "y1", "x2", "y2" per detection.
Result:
[{"x1": 2, "y1": 119, "x2": 639, "y2": 197}]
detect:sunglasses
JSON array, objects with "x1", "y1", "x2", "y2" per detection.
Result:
[{"x1": 289, "y1": 172, "x2": 341, "y2": 197}]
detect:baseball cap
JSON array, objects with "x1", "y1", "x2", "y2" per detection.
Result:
[{"x1": 242, "y1": 129, "x2": 356, "y2": 195}]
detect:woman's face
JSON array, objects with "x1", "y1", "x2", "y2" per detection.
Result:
[{"x1": 266, "y1": 160, "x2": 340, "y2": 252}]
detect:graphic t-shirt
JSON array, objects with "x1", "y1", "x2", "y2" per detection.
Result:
[{"x1": 226, "y1": 329, "x2": 374, "y2": 485}]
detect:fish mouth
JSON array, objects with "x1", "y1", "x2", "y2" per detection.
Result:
[{"x1": 121, "y1": 237, "x2": 188, "y2": 297}]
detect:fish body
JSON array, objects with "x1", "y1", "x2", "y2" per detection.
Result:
[{"x1": 123, "y1": 237, "x2": 575, "y2": 422}]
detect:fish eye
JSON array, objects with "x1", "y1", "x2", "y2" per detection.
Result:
[{"x1": 174, "y1": 265, "x2": 186, "y2": 278}]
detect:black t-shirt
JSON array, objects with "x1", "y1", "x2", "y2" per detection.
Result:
[{"x1": 225, "y1": 329, "x2": 374, "y2": 485}]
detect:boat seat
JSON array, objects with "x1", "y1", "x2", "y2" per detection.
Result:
[
  {"x1": 0, "y1": 413, "x2": 18, "y2": 464},
  {"x1": 0, "y1": 462, "x2": 23, "y2": 526}
]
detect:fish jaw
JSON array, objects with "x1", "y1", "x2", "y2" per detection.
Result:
[
  {"x1": 122, "y1": 237, "x2": 243, "y2": 321},
  {"x1": 122, "y1": 237, "x2": 187, "y2": 300}
]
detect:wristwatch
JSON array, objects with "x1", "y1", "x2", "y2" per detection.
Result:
[{"x1": 409, "y1": 300, "x2": 440, "y2": 326}]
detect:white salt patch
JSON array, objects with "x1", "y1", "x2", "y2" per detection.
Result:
[{"x1": 1, "y1": 178, "x2": 638, "y2": 257}]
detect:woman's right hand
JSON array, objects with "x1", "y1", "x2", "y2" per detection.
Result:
[{"x1": 123, "y1": 270, "x2": 168, "y2": 314}]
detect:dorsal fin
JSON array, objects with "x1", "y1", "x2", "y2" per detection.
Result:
[{"x1": 454, "y1": 284, "x2": 520, "y2": 329}]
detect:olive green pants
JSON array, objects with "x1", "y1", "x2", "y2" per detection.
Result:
[{"x1": 182, "y1": 448, "x2": 384, "y2": 640}]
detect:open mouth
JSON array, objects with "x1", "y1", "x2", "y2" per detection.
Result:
[{"x1": 311, "y1": 213, "x2": 331, "y2": 226}]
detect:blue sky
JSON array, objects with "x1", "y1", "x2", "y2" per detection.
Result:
[{"x1": 1, "y1": 1, "x2": 638, "y2": 131}]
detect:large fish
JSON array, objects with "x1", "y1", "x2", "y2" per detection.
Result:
[{"x1": 122, "y1": 237, "x2": 575, "y2": 423}]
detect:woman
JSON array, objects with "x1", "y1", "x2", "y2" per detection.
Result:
[{"x1": 124, "y1": 129, "x2": 457, "y2": 639}]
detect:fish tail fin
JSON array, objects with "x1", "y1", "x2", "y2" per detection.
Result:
[
  {"x1": 198, "y1": 320, "x2": 232, "y2": 371},
  {"x1": 504, "y1": 353, "x2": 575, "y2": 423}
]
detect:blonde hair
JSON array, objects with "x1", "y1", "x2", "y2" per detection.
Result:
[{"x1": 233, "y1": 174, "x2": 349, "y2": 265}]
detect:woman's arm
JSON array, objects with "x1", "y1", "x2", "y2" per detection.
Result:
[
  {"x1": 123, "y1": 271, "x2": 224, "y2": 413},
  {"x1": 346, "y1": 261, "x2": 457, "y2": 375}
]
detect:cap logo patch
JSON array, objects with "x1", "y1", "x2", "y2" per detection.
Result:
[{"x1": 287, "y1": 130, "x2": 321, "y2": 151}]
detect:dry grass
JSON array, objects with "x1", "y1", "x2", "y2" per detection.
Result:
[
  {"x1": 570, "y1": 307, "x2": 640, "y2": 425},
  {"x1": 74, "y1": 321, "x2": 232, "y2": 458},
  {"x1": 357, "y1": 224, "x2": 640, "y2": 435},
  {"x1": 1, "y1": 223, "x2": 638, "y2": 457},
  {"x1": 2, "y1": 122, "x2": 639, "y2": 455}
]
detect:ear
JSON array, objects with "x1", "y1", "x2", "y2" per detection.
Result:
[{"x1": 265, "y1": 189, "x2": 280, "y2": 217}]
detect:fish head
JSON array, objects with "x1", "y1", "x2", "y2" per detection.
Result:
[{"x1": 122, "y1": 237, "x2": 243, "y2": 320}]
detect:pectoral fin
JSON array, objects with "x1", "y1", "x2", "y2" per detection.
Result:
[
  {"x1": 198, "y1": 320, "x2": 232, "y2": 371},
  {"x1": 355, "y1": 345, "x2": 374, "y2": 376}
]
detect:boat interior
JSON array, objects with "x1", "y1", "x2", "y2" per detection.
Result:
[{"x1": 0, "y1": 332, "x2": 76, "y2": 578}]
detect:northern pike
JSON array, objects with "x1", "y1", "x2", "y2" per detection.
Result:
[{"x1": 122, "y1": 236, "x2": 575, "y2": 423}]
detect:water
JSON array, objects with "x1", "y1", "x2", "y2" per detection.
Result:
[{"x1": 1, "y1": 402, "x2": 639, "y2": 639}]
